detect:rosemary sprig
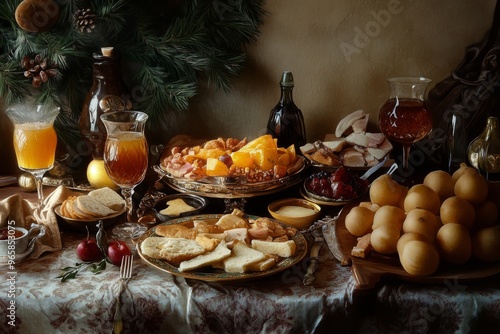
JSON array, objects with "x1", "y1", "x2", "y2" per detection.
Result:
[{"x1": 57, "y1": 258, "x2": 107, "y2": 282}]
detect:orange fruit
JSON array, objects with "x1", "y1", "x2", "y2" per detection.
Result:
[
  {"x1": 205, "y1": 158, "x2": 229, "y2": 176},
  {"x1": 230, "y1": 151, "x2": 255, "y2": 169},
  {"x1": 239, "y1": 134, "x2": 277, "y2": 151},
  {"x1": 250, "y1": 148, "x2": 278, "y2": 171},
  {"x1": 397, "y1": 232, "x2": 431, "y2": 255}
]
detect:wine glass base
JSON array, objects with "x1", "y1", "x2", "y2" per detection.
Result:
[{"x1": 112, "y1": 222, "x2": 147, "y2": 240}]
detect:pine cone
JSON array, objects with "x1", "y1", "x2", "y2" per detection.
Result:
[
  {"x1": 21, "y1": 55, "x2": 58, "y2": 88},
  {"x1": 74, "y1": 8, "x2": 96, "y2": 33}
]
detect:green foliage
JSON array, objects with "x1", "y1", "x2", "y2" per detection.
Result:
[{"x1": 0, "y1": 0, "x2": 265, "y2": 147}]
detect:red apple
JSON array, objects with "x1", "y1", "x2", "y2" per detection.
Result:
[
  {"x1": 76, "y1": 239, "x2": 103, "y2": 262},
  {"x1": 107, "y1": 240, "x2": 131, "y2": 266}
]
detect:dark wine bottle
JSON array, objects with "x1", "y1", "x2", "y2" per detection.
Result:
[{"x1": 266, "y1": 71, "x2": 306, "y2": 153}]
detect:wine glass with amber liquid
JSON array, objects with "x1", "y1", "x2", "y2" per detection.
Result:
[
  {"x1": 6, "y1": 101, "x2": 60, "y2": 219},
  {"x1": 379, "y1": 77, "x2": 433, "y2": 171},
  {"x1": 101, "y1": 111, "x2": 149, "y2": 239}
]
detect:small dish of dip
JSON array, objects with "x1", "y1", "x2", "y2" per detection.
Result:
[{"x1": 268, "y1": 198, "x2": 321, "y2": 230}]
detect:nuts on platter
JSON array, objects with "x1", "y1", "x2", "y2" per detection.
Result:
[{"x1": 159, "y1": 134, "x2": 303, "y2": 183}]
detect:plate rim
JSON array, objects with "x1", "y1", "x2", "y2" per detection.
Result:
[
  {"x1": 136, "y1": 213, "x2": 308, "y2": 282},
  {"x1": 53, "y1": 202, "x2": 126, "y2": 223}
]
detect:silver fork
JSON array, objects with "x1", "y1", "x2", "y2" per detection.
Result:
[{"x1": 113, "y1": 255, "x2": 133, "y2": 334}]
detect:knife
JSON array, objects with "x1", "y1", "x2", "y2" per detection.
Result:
[{"x1": 302, "y1": 216, "x2": 336, "y2": 286}]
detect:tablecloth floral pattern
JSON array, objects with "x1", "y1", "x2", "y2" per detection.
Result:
[{"x1": 1, "y1": 233, "x2": 500, "y2": 333}]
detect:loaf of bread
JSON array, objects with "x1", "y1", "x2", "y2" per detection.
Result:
[{"x1": 178, "y1": 241, "x2": 231, "y2": 272}]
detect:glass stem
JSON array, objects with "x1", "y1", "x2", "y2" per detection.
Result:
[
  {"x1": 32, "y1": 171, "x2": 45, "y2": 216},
  {"x1": 121, "y1": 187, "x2": 134, "y2": 222},
  {"x1": 402, "y1": 144, "x2": 411, "y2": 171}
]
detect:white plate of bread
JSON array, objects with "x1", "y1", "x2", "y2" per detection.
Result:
[
  {"x1": 54, "y1": 187, "x2": 126, "y2": 231},
  {"x1": 137, "y1": 210, "x2": 308, "y2": 282}
]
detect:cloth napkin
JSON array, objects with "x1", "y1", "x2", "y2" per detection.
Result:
[{"x1": 0, "y1": 185, "x2": 80, "y2": 259}]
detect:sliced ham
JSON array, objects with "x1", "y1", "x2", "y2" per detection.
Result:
[
  {"x1": 352, "y1": 114, "x2": 369, "y2": 133},
  {"x1": 341, "y1": 148, "x2": 366, "y2": 167}
]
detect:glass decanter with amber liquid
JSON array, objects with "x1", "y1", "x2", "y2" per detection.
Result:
[
  {"x1": 378, "y1": 77, "x2": 433, "y2": 170},
  {"x1": 477, "y1": 117, "x2": 500, "y2": 182},
  {"x1": 266, "y1": 71, "x2": 306, "y2": 153},
  {"x1": 79, "y1": 47, "x2": 132, "y2": 161}
]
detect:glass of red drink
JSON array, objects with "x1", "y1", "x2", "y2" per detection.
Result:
[
  {"x1": 101, "y1": 111, "x2": 149, "y2": 239},
  {"x1": 379, "y1": 77, "x2": 433, "y2": 171}
]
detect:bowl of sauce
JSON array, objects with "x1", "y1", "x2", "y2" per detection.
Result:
[
  {"x1": 268, "y1": 198, "x2": 321, "y2": 230},
  {"x1": 0, "y1": 226, "x2": 29, "y2": 256}
]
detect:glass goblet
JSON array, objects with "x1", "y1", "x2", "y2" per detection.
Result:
[
  {"x1": 101, "y1": 111, "x2": 149, "y2": 239},
  {"x1": 6, "y1": 102, "x2": 60, "y2": 218},
  {"x1": 378, "y1": 77, "x2": 433, "y2": 171}
]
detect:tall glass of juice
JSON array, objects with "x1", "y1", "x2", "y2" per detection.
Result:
[
  {"x1": 101, "y1": 111, "x2": 149, "y2": 239},
  {"x1": 6, "y1": 101, "x2": 59, "y2": 217}
]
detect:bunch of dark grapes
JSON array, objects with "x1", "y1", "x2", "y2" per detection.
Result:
[{"x1": 305, "y1": 167, "x2": 369, "y2": 200}]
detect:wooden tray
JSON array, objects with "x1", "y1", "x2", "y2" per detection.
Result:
[{"x1": 335, "y1": 201, "x2": 500, "y2": 289}]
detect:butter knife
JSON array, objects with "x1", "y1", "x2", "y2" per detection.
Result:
[{"x1": 303, "y1": 216, "x2": 335, "y2": 286}]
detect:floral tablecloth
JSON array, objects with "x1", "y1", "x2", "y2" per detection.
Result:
[{"x1": 2, "y1": 229, "x2": 500, "y2": 334}]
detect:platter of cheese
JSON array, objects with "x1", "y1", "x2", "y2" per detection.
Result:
[{"x1": 137, "y1": 213, "x2": 308, "y2": 282}]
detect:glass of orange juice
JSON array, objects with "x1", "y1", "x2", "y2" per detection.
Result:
[
  {"x1": 101, "y1": 111, "x2": 149, "y2": 239},
  {"x1": 6, "y1": 101, "x2": 60, "y2": 215}
]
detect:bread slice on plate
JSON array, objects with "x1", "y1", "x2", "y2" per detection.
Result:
[
  {"x1": 88, "y1": 187, "x2": 125, "y2": 211},
  {"x1": 251, "y1": 239, "x2": 296, "y2": 257},
  {"x1": 222, "y1": 240, "x2": 267, "y2": 273},
  {"x1": 76, "y1": 195, "x2": 115, "y2": 217},
  {"x1": 178, "y1": 241, "x2": 231, "y2": 272}
]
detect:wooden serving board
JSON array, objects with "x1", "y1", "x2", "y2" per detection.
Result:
[{"x1": 335, "y1": 201, "x2": 500, "y2": 289}]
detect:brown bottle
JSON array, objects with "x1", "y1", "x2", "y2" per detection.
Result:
[
  {"x1": 79, "y1": 47, "x2": 132, "y2": 159},
  {"x1": 266, "y1": 71, "x2": 306, "y2": 153}
]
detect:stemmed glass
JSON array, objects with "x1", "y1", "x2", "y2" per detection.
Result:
[
  {"x1": 101, "y1": 111, "x2": 149, "y2": 239},
  {"x1": 6, "y1": 101, "x2": 60, "y2": 218},
  {"x1": 378, "y1": 77, "x2": 433, "y2": 171}
]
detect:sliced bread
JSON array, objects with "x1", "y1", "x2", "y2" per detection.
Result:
[
  {"x1": 178, "y1": 241, "x2": 231, "y2": 272},
  {"x1": 88, "y1": 187, "x2": 125, "y2": 211},
  {"x1": 140, "y1": 237, "x2": 206, "y2": 265},
  {"x1": 76, "y1": 195, "x2": 115, "y2": 217},
  {"x1": 222, "y1": 241, "x2": 267, "y2": 273}
]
